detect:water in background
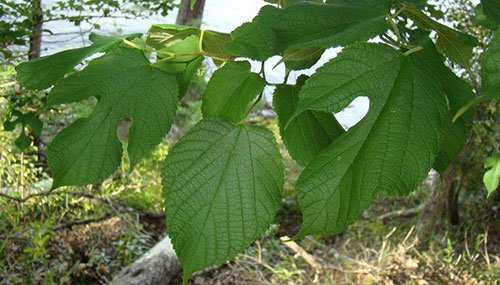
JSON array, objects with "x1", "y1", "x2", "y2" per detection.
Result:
[{"x1": 41, "y1": 0, "x2": 367, "y2": 128}]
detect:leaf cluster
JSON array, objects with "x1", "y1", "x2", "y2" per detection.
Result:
[{"x1": 14, "y1": 0, "x2": 500, "y2": 283}]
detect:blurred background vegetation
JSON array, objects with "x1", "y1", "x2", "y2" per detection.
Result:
[{"x1": 0, "y1": 0, "x2": 499, "y2": 284}]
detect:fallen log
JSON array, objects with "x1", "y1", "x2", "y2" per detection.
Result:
[{"x1": 110, "y1": 236, "x2": 181, "y2": 285}]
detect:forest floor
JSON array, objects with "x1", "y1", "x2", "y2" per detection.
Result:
[
  {"x1": 1, "y1": 115, "x2": 499, "y2": 285},
  {"x1": 1, "y1": 66, "x2": 499, "y2": 284}
]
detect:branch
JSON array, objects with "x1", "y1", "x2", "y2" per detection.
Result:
[
  {"x1": 49, "y1": 214, "x2": 113, "y2": 231},
  {"x1": 0, "y1": 188, "x2": 58, "y2": 203},
  {"x1": 377, "y1": 203, "x2": 426, "y2": 221}
]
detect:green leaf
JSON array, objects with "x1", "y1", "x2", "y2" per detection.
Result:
[
  {"x1": 482, "y1": 0, "x2": 500, "y2": 24},
  {"x1": 16, "y1": 33, "x2": 140, "y2": 90},
  {"x1": 203, "y1": 30, "x2": 235, "y2": 62},
  {"x1": 147, "y1": 24, "x2": 198, "y2": 50},
  {"x1": 152, "y1": 35, "x2": 203, "y2": 97},
  {"x1": 265, "y1": 0, "x2": 322, "y2": 6},
  {"x1": 259, "y1": 1, "x2": 390, "y2": 50},
  {"x1": 177, "y1": 56, "x2": 204, "y2": 97},
  {"x1": 190, "y1": 0, "x2": 197, "y2": 10},
  {"x1": 162, "y1": 117, "x2": 283, "y2": 283},
  {"x1": 226, "y1": 1, "x2": 389, "y2": 61},
  {"x1": 282, "y1": 47, "x2": 325, "y2": 70},
  {"x1": 3, "y1": 112, "x2": 43, "y2": 137},
  {"x1": 484, "y1": 154, "x2": 500, "y2": 197},
  {"x1": 202, "y1": 61, "x2": 266, "y2": 123},
  {"x1": 224, "y1": 21, "x2": 277, "y2": 61},
  {"x1": 403, "y1": 6, "x2": 478, "y2": 66},
  {"x1": 411, "y1": 40, "x2": 475, "y2": 173},
  {"x1": 273, "y1": 82, "x2": 344, "y2": 166},
  {"x1": 481, "y1": 31, "x2": 500, "y2": 100},
  {"x1": 293, "y1": 43, "x2": 450, "y2": 236},
  {"x1": 475, "y1": 4, "x2": 499, "y2": 30},
  {"x1": 15, "y1": 131, "x2": 32, "y2": 151},
  {"x1": 155, "y1": 35, "x2": 201, "y2": 74},
  {"x1": 47, "y1": 47, "x2": 179, "y2": 188},
  {"x1": 147, "y1": 24, "x2": 234, "y2": 62}
]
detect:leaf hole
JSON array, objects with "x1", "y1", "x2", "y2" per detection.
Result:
[
  {"x1": 117, "y1": 117, "x2": 133, "y2": 141},
  {"x1": 334, "y1": 96, "x2": 370, "y2": 130}
]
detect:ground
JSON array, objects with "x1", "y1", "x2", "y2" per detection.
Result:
[{"x1": 1, "y1": 112, "x2": 498, "y2": 284}]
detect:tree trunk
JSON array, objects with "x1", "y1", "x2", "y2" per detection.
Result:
[
  {"x1": 27, "y1": 0, "x2": 48, "y2": 170},
  {"x1": 29, "y1": 0, "x2": 43, "y2": 60},
  {"x1": 416, "y1": 129, "x2": 476, "y2": 244},
  {"x1": 175, "y1": 0, "x2": 206, "y2": 28}
]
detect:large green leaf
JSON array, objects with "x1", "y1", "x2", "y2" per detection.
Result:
[
  {"x1": 476, "y1": 4, "x2": 499, "y2": 30},
  {"x1": 202, "y1": 61, "x2": 266, "y2": 122},
  {"x1": 162, "y1": 117, "x2": 283, "y2": 283},
  {"x1": 412, "y1": 40, "x2": 475, "y2": 173},
  {"x1": 274, "y1": 82, "x2": 344, "y2": 166},
  {"x1": 16, "y1": 33, "x2": 140, "y2": 90},
  {"x1": 482, "y1": 0, "x2": 500, "y2": 24},
  {"x1": 292, "y1": 43, "x2": 450, "y2": 236},
  {"x1": 47, "y1": 47, "x2": 178, "y2": 188},
  {"x1": 259, "y1": 1, "x2": 390, "y2": 50},
  {"x1": 481, "y1": 31, "x2": 500, "y2": 100},
  {"x1": 404, "y1": 6, "x2": 478, "y2": 66}
]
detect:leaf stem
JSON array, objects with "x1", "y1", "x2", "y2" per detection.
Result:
[
  {"x1": 387, "y1": 16, "x2": 402, "y2": 47},
  {"x1": 152, "y1": 51, "x2": 229, "y2": 66},
  {"x1": 198, "y1": 29, "x2": 205, "y2": 52},
  {"x1": 403, "y1": 46, "x2": 423, "y2": 56},
  {"x1": 244, "y1": 91, "x2": 264, "y2": 119},
  {"x1": 123, "y1": 39, "x2": 141, "y2": 50}
]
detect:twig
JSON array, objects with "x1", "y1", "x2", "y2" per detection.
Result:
[
  {"x1": 48, "y1": 214, "x2": 113, "y2": 231},
  {"x1": 377, "y1": 203, "x2": 425, "y2": 221},
  {"x1": 280, "y1": 235, "x2": 322, "y2": 283},
  {"x1": 239, "y1": 254, "x2": 278, "y2": 274},
  {"x1": 0, "y1": 188, "x2": 57, "y2": 203}
]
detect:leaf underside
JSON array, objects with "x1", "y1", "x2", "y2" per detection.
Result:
[
  {"x1": 47, "y1": 47, "x2": 178, "y2": 188},
  {"x1": 162, "y1": 117, "x2": 283, "y2": 282},
  {"x1": 16, "y1": 33, "x2": 140, "y2": 90},
  {"x1": 293, "y1": 43, "x2": 451, "y2": 237},
  {"x1": 202, "y1": 61, "x2": 266, "y2": 123},
  {"x1": 274, "y1": 83, "x2": 344, "y2": 166}
]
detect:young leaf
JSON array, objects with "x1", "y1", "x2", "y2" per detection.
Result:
[
  {"x1": 293, "y1": 43, "x2": 450, "y2": 237},
  {"x1": 148, "y1": 24, "x2": 234, "y2": 61},
  {"x1": 484, "y1": 155, "x2": 500, "y2": 197},
  {"x1": 155, "y1": 35, "x2": 201, "y2": 74},
  {"x1": 47, "y1": 47, "x2": 179, "y2": 188},
  {"x1": 147, "y1": 24, "x2": 198, "y2": 49},
  {"x1": 153, "y1": 35, "x2": 203, "y2": 96},
  {"x1": 162, "y1": 117, "x2": 283, "y2": 283},
  {"x1": 481, "y1": 31, "x2": 500, "y2": 100},
  {"x1": 274, "y1": 83, "x2": 344, "y2": 166},
  {"x1": 403, "y1": 6, "x2": 478, "y2": 66},
  {"x1": 16, "y1": 33, "x2": 140, "y2": 90},
  {"x1": 202, "y1": 61, "x2": 266, "y2": 122}
]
